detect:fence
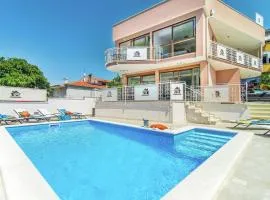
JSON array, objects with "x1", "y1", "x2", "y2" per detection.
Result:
[
  {"x1": 105, "y1": 47, "x2": 162, "y2": 65},
  {"x1": 209, "y1": 41, "x2": 262, "y2": 69},
  {"x1": 101, "y1": 82, "x2": 248, "y2": 103}
]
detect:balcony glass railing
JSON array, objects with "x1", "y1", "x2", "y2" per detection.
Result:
[
  {"x1": 209, "y1": 41, "x2": 262, "y2": 69},
  {"x1": 105, "y1": 47, "x2": 162, "y2": 65}
]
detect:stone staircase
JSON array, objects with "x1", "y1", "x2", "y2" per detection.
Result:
[
  {"x1": 246, "y1": 103, "x2": 270, "y2": 120},
  {"x1": 185, "y1": 102, "x2": 220, "y2": 125}
]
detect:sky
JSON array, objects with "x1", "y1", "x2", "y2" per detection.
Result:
[{"x1": 0, "y1": 0, "x2": 269, "y2": 84}]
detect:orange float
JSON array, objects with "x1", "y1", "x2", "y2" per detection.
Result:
[{"x1": 150, "y1": 124, "x2": 168, "y2": 130}]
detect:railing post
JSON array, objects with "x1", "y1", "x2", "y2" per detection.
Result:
[
  {"x1": 124, "y1": 86, "x2": 127, "y2": 105},
  {"x1": 245, "y1": 82, "x2": 248, "y2": 103}
]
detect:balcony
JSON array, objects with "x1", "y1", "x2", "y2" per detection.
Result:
[
  {"x1": 209, "y1": 41, "x2": 262, "y2": 70},
  {"x1": 105, "y1": 47, "x2": 162, "y2": 66}
]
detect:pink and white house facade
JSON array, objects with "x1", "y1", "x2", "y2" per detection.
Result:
[{"x1": 104, "y1": 0, "x2": 265, "y2": 103}]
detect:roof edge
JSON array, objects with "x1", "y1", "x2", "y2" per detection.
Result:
[
  {"x1": 217, "y1": 0, "x2": 265, "y2": 30},
  {"x1": 114, "y1": 0, "x2": 265, "y2": 31}
]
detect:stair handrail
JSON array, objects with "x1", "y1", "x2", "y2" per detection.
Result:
[{"x1": 185, "y1": 85, "x2": 202, "y2": 102}]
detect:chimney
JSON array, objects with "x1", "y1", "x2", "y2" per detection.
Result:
[
  {"x1": 63, "y1": 77, "x2": 69, "y2": 84},
  {"x1": 88, "y1": 73, "x2": 92, "y2": 83},
  {"x1": 83, "y1": 73, "x2": 87, "y2": 82}
]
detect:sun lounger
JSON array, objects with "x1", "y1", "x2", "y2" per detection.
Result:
[
  {"x1": 57, "y1": 109, "x2": 86, "y2": 119},
  {"x1": 57, "y1": 109, "x2": 72, "y2": 121},
  {"x1": 37, "y1": 109, "x2": 60, "y2": 121},
  {"x1": 233, "y1": 119, "x2": 270, "y2": 135},
  {"x1": 14, "y1": 108, "x2": 48, "y2": 122},
  {"x1": 0, "y1": 114, "x2": 23, "y2": 125},
  {"x1": 234, "y1": 119, "x2": 270, "y2": 127}
]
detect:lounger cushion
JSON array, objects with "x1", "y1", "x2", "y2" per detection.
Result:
[
  {"x1": 65, "y1": 111, "x2": 73, "y2": 115},
  {"x1": 19, "y1": 111, "x2": 30, "y2": 118}
]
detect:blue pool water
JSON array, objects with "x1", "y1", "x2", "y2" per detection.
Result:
[{"x1": 7, "y1": 121, "x2": 236, "y2": 200}]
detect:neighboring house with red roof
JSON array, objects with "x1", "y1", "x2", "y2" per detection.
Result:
[{"x1": 51, "y1": 74, "x2": 110, "y2": 98}]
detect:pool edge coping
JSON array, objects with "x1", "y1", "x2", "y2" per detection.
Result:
[
  {"x1": 0, "y1": 119, "x2": 252, "y2": 200},
  {"x1": 0, "y1": 126, "x2": 59, "y2": 200}
]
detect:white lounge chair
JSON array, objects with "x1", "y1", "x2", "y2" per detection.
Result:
[
  {"x1": 37, "y1": 109, "x2": 59, "y2": 120},
  {"x1": 14, "y1": 108, "x2": 47, "y2": 122}
]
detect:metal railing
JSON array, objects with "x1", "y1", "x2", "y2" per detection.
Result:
[
  {"x1": 185, "y1": 85, "x2": 201, "y2": 102},
  {"x1": 105, "y1": 46, "x2": 162, "y2": 65},
  {"x1": 209, "y1": 41, "x2": 262, "y2": 69},
  {"x1": 102, "y1": 82, "x2": 248, "y2": 103}
]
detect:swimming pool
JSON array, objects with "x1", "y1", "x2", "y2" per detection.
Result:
[{"x1": 7, "y1": 120, "x2": 236, "y2": 200}]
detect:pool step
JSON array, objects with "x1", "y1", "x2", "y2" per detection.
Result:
[
  {"x1": 184, "y1": 137, "x2": 226, "y2": 149},
  {"x1": 173, "y1": 131, "x2": 231, "y2": 158},
  {"x1": 192, "y1": 132, "x2": 232, "y2": 140},
  {"x1": 180, "y1": 140, "x2": 218, "y2": 152},
  {"x1": 185, "y1": 135, "x2": 229, "y2": 145}
]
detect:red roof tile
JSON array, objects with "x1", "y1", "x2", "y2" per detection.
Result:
[{"x1": 66, "y1": 81, "x2": 106, "y2": 89}]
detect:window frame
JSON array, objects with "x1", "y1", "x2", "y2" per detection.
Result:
[
  {"x1": 159, "y1": 67, "x2": 200, "y2": 86},
  {"x1": 119, "y1": 33, "x2": 151, "y2": 48},
  {"x1": 153, "y1": 17, "x2": 196, "y2": 58}
]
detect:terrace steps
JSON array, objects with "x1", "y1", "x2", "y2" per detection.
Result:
[
  {"x1": 246, "y1": 103, "x2": 270, "y2": 120},
  {"x1": 185, "y1": 102, "x2": 220, "y2": 125}
]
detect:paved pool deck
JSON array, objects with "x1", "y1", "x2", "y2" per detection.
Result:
[{"x1": 93, "y1": 117, "x2": 270, "y2": 200}]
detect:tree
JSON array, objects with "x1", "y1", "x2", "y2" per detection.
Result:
[
  {"x1": 107, "y1": 74, "x2": 122, "y2": 88},
  {"x1": 260, "y1": 72, "x2": 270, "y2": 90},
  {"x1": 0, "y1": 57, "x2": 50, "y2": 89}
]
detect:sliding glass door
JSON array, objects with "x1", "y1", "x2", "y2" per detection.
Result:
[{"x1": 153, "y1": 18, "x2": 196, "y2": 59}]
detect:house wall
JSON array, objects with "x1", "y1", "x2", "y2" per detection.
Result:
[
  {"x1": 113, "y1": 0, "x2": 205, "y2": 41},
  {"x1": 52, "y1": 87, "x2": 66, "y2": 98},
  {"x1": 216, "y1": 68, "x2": 241, "y2": 84},
  {"x1": 66, "y1": 86, "x2": 100, "y2": 98},
  {"x1": 114, "y1": 8, "x2": 206, "y2": 58},
  {"x1": 210, "y1": 65, "x2": 216, "y2": 85},
  {"x1": 200, "y1": 62, "x2": 209, "y2": 86}
]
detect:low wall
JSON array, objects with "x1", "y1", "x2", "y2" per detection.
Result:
[
  {"x1": 96, "y1": 109, "x2": 171, "y2": 122},
  {"x1": 0, "y1": 86, "x2": 47, "y2": 102},
  {"x1": 96, "y1": 101, "x2": 172, "y2": 122},
  {"x1": 0, "y1": 98, "x2": 96, "y2": 116},
  {"x1": 198, "y1": 102, "x2": 248, "y2": 121},
  {"x1": 95, "y1": 101, "x2": 187, "y2": 124}
]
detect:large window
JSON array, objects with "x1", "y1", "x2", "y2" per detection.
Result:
[
  {"x1": 173, "y1": 20, "x2": 195, "y2": 41},
  {"x1": 141, "y1": 75, "x2": 155, "y2": 84},
  {"x1": 119, "y1": 40, "x2": 132, "y2": 48},
  {"x1": 128, "y1": 76, "x2": 140, "y2": 85},
  {"x1": 133, "y1": 35, "x2": 150, "y2": 47},
  {"x1": 119, "y1": 34, "x2": 150, "y2": 48},
  {"x1": 154, "y1": 18, "x2": 196, "y2": 58},
  {"x1": 128, "y1": 74, "x2": 155, "y2": 85},
  {"x1": 160, "y1": 68, "x2": 200, "y2": 86}
]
